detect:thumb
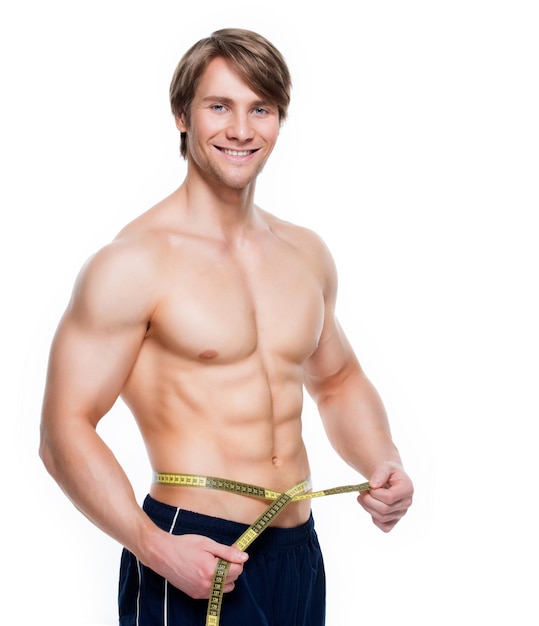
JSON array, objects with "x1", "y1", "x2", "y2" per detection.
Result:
[
  {"x1": 213, "y1": 542, "x2": 249, "y2": 564},
  {"x1": 369, "y1": 466, "x2": 392, "y2": 490},
  {"x1": 369, "y1": 461, "x2": 405, "y2": 489}
]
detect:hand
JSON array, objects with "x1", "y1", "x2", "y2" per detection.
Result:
[
  {"x1": 148, "y1": 533, "x2": 249, "y2": 599},
  {"x1": 357, "y1": 462, "x2": 414, "y2": 532}
]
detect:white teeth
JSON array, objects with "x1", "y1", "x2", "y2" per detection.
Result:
[{"x1": 222, "y1": 149, "x2": 252, "y2": 156}]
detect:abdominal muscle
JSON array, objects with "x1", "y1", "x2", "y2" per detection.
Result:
[{"x1": 122, "y1": 344, "x2": 314, "y2": 528}]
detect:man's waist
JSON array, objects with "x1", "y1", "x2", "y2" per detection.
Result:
[
  {"x1": 149, "y1": 471, "x2": 314, "y2": 527},
  {"x1": 152, "y1": 471, "x2": 312, "y2": 500}
]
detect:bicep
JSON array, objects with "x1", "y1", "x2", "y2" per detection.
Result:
[
  {"x1": 43, "y1": 313, "x2": 145, "y2": 426},
  {"x1": 304, "y1": 316, "x2": 360, "y2": 403},
  {"x1": 42, "y1": 246, "x2": 154, "y2": 428}
]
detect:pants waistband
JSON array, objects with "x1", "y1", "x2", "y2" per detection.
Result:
[{"x1": 143, "y1": 494, "x2": 316, "y2": 548}]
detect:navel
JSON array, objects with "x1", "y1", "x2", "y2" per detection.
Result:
[
  {"x1": 271, "y1": 456, "x2": 281, "y2": 467},
  {"x1": 198, "y1": 349, "x2": 219, "y2": 360}
]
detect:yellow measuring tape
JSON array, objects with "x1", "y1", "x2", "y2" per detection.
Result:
[{"x1": 153, "y1": 472, "x2": 371, "y2": 626}]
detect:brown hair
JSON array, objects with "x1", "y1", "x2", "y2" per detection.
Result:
[{"x1": 170, "y1": 28, "x2": 292, "y2": 158}]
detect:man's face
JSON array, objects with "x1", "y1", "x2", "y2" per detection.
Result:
[{"x1": 178, "y1": 57, "x2": 281, "y2": 190}]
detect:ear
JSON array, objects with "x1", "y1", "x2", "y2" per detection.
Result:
[{"x1": 175, "y1": 114, "x2": 187, "y2": 133}]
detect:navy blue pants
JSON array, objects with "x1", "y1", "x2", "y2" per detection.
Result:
[{"x1": 119, "y1": 495, "x2": 326, "y2": 625}]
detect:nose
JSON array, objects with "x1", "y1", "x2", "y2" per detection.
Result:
[{"x1": 226, "y1": 111, "x2": 254, "y2": 142}]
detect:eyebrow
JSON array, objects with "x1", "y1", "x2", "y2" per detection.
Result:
[{"x1": 200, "y1": 95, "x2": 274, "y2": 109}]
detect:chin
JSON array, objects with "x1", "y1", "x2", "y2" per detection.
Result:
[{"x1": 215, "y1": 169, "x2": 261, "y2": 190}]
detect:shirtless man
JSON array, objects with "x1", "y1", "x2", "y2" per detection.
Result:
[{"x1": 40, "y1": 28, "x2": 413, "y2": 625}]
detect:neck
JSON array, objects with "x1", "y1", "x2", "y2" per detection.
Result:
[{"x1": 177, "y1": 170, "x2": 260, "y2": 241}]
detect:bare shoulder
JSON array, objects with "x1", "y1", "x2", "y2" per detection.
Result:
[
  {"x1": 262, "y1": 210, "x2": 337, "y2": 279},
  {"x1": 70, "y1": 204, "x2": 177, "y2": 323}
]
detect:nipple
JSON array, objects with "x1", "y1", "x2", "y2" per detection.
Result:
[{"x1": 198, "y1": 349, "x2": 218, "y2": 360}]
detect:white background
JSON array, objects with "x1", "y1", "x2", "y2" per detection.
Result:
[{"x1": 2, "y1": 1, "x2": 538, "y2": 624}]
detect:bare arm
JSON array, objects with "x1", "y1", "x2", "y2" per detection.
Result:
[
  {"x1": 303, "y1": 244, "x2": 413, "y2": 531},
  {"x1": 305, "y1": 320, "x2": 400, "y2": 477},
  {"x1": 40, "y1": 243, "x2": 145, "y2": 527},
  {"x1": 39, "y1": 240, "x2": 247, "y2": 596}
]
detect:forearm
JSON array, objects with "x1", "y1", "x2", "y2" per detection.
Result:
[
  {"x1": 317, "y1": 370, "x2": 403, "y2": 479},
  {"x1": 39, "y1": 417, "x2": 159, "y2": 561},
  {"x1": 40, "y1": 416, "x2": 250, "y2": 597}
]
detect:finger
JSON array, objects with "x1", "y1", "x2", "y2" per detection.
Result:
[
  {"x1": 373, "y1": 518, "x2": 399, "y2": 533},
  {"x1": 226, "y1": 561, "x2": 246, "y2": 583},
  {"x1": 366, "y1": 487, "x2": 401, "y2": 506},
  {"x1": 358, "y1": 487, "x2": 397, "y2": 509},
  {"x1": 357, "y1": 491, "x2": 408, "y2": 519},
  {"x1": 375, "y1": 505, "x2": 408, "y2": 528},
  {"x1": 222, "y1": 578, "x2": 238, "y2": 593},
  {"x1": 368, "y1": 466, "x2": 392, "y2": 490},
  {"x1": 212, "y1": 542, "x2": 249, "y2": 564}
]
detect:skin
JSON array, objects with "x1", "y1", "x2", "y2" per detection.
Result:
[{"x1": 40, "y1": 57, "x2": 413, "y2": 600}]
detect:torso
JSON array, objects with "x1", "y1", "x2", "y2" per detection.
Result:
[{"x1": 119, "y1": 193, "x2": 328, "y2": 527}]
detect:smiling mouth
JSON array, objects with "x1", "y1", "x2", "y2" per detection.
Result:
[{"x1": 217, "y1": 148, "x2": 258, "y2": 157}]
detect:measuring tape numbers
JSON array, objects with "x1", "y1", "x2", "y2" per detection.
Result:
[{"x1": 153, "y1": 472, "x2": 371, "y2": 626}]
